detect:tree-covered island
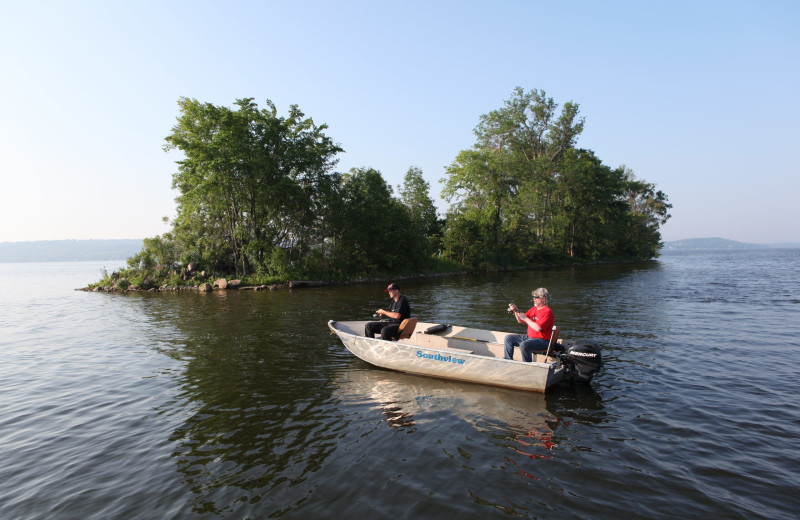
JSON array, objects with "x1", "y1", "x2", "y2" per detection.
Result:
[{"x1": 90, "y1": 87, "x2": 671, "y2": 291}]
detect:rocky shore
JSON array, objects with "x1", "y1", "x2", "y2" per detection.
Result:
[
  {"x1": 77, "y1": 261, "x2": 340, "y2": 293},
  {"x1": 79, "y1": 278, "x2": 330, "y2": 293},
  {"x1": 79, "y1": 260, "x2": 604, "y2": 294}
]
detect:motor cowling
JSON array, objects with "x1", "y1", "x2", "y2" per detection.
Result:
[{"x1": 560, "y1": 340, "x2": 602, "y2": 384}]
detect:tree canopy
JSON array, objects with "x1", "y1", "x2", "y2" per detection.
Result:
[
  {"x1": 441, "y1": 87, "x2": 671, "y2": 267},
  {"x1": 162, "y1": 97, "x2": 343, "y2": 277},
  {"x1": 110, "y1": 90, "x2": 670, "y2": 289}
]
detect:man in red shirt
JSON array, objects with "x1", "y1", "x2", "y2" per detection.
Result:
[{"x1": 504, "y1": 288, "x2": 554, "y2": 362}]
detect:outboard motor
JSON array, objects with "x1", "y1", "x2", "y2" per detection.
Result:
[{"x1": 559, "y1": 340, "x2": 603, "y2": 384}]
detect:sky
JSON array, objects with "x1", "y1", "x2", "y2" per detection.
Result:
[{"x1": 1, "y1": 0, "x2": 798, "y2": 244}]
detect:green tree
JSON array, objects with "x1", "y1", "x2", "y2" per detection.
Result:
[
  {"x1": 400, "y1": 166, "x2": 440, "y2": 258},
  {"x1": 441, "y1": 87, "x2": 586, "y2": 266},
  {"x1": 163, "y1": 97, "x2": 342, "y2": 277},
  {"x1": 441, "y1": 87, "x2": 668, "y2": 265},
  {"x1": 328, "y1": 168, "x2": 414, "y2": 275},
  {"x1": 489, "y1": 87, "x2": 584, "y2": 245},
  {"x1": 441, "y1": 206, "x2": 486, "y2": 268},
  {"x1": 400, "y1": 167, "x2": 438, "y2": 235},
  {"x1": 552, "y1": 149, "x2": 628, "y2": 259},
  {"x1": 618, "y1": 167, "x2": 672, "y2": 258},
  {"x1": 441, "y1": 148, "x2": 513, "y2": 264}
]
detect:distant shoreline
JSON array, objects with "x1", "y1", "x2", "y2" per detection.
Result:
[
  {"x1": 4, "y1": 237, "x2": 798, "y2": 265},
  {"x1": 662, "y1": 237, "x2": 800, "y2": 251},
  {"x1": 0, "y1": 239, "x2": 143, "y2": 263}
]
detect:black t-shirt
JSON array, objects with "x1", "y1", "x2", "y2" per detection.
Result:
[{"x1": 388, "y1": 295, "x2": 411, "y2": 323}]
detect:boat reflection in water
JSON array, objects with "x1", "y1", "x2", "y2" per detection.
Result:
[{"x1": 331, "y1": 362, "x2": 565, "y2": 467}]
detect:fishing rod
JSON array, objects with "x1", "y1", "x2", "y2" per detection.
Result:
[
  {"x1": 494, "y1": 287, "x2": 519, "y2": 314},
  {"x1": 363, "y1": 307, "x2": 390, "y2": 321}
]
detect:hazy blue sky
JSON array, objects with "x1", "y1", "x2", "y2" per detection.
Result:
[{"x1": 2, "y1": 1, "x2": 798, "y2": 244}]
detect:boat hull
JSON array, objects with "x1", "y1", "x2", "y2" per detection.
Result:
[{"x1": 328, "y1": 320, "x2": 564, "y2": 393}]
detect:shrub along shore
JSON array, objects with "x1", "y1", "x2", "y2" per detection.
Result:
[{"x1": 80, "y1": 257, "x2": 651, "y2": 293}]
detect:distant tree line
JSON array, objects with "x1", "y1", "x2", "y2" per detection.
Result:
[{"x1": 116, "y1": 89, "x2": 670, "y2": 287}]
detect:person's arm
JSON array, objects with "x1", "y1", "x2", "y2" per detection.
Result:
[
  {"x1": 509, "y1": 303, "x2": 528, "y2": 324},
  {"x1": 516, "y1": 311, "x2": 542, "y2": 331},
  {"x1": 376, "y1": 308, "x2": 402, "y2": 320}
]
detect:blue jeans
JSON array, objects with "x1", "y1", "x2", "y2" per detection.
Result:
[{"x1": 504, "y1": 334, "x2": 550, "y2": 362}]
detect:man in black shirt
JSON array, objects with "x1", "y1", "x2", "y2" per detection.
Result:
[{"x1": 364, "y1": 282, "x2": 411, "y2": 340}]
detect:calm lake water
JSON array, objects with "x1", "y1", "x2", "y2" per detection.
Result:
[{"x1": 1, "y1": 249, "x2": 799, "y2": 519}]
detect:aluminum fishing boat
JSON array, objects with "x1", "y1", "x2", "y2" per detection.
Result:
[{"x1": 327, "y1": 319, "x2": 601, "y2": 393}]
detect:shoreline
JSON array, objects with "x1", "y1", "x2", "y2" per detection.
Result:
[
  {"x1": 77, "y1": 271, "x2": 471, "y2": 293},
  {"x1": 78, "y1": 258, "x2": 656, "y2": 293}
]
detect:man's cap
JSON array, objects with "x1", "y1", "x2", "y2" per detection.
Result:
[{"x1": 385, "y1": 283, "x2": 400, "y2": 292}]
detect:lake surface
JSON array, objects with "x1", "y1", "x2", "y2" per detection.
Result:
[{"x1": 1, "y1": 250, "x2": 799, "y2": 519}]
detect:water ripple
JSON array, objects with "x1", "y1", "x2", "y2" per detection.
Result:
[{"x1": 2, "y1": 255, "x2": 800, "y2": 519}]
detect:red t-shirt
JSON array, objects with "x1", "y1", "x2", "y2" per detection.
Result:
[{"x1": 525, "y1": 306, "x2": 554, "y2": 340}]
